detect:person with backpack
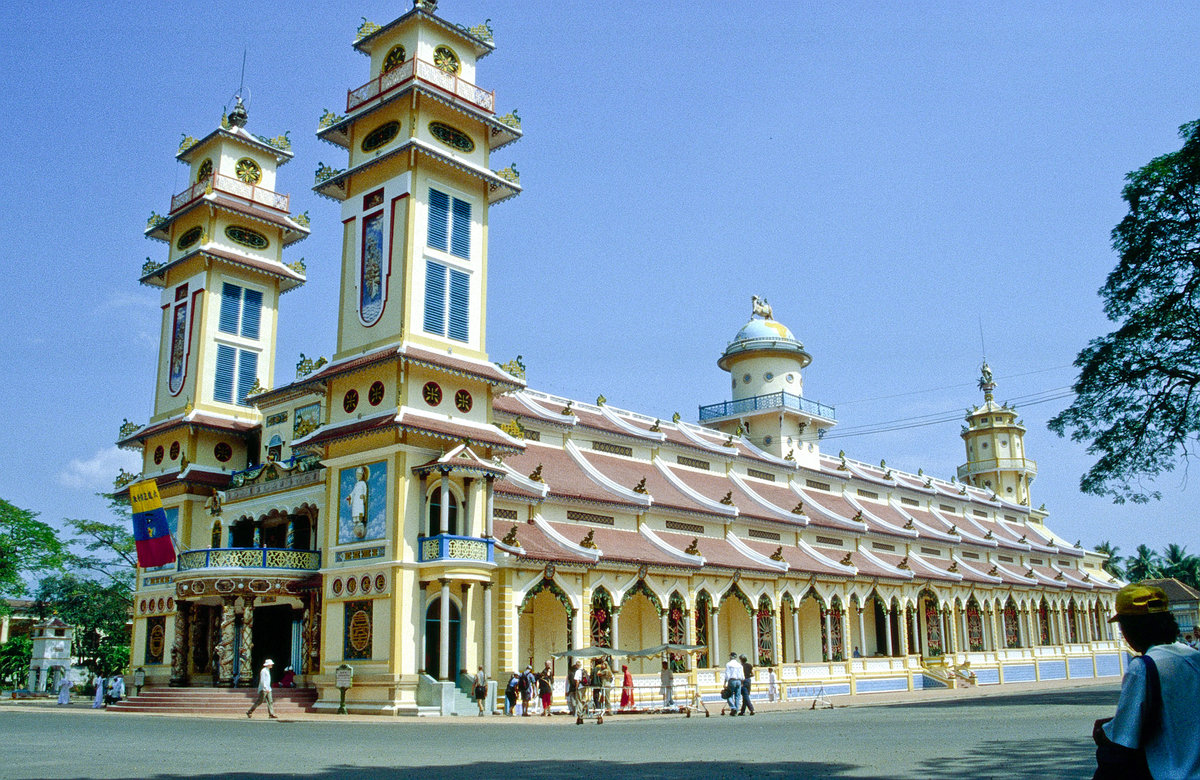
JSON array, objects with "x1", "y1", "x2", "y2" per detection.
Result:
[
  {"x1": 520, "y1": 665, "x2": 536, "y2": 716},
  {"x1": 537, "y1": 660, "x2": 554, "y2": 716},
  {"x1": 504, "y1": 671, "x2": 521, "y2": 716},
  {"x1": 1094, "y1": 583, "x2": 1200, "y2": 779}
]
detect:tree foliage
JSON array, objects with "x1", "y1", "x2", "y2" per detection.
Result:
[
  {"x1": 1124, "y1": 544, "x2": 1163, "y2": 583},
  {"x1": 1049, "y1": 119, "x2": 1200, "y2": 502},
  {"x1": 1094, "y1": 541, "x2": 1124, "y2": 579},
  {"x1": 0, "y1": 498, "x2": 64, "y2": 605},
  {"x1": 34, "y1": 573, "x2": 131, "y2": 675},
  {"x1": 0, "y1": 635, "x2": 32, "y2": 688}
]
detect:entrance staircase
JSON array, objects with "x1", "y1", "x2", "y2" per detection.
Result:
[{"x1": 107, "y1": 686, "x2": 318, "y2": 716}]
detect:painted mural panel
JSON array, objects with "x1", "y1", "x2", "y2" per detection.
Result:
[
  {"x1": 338, "y1": 461, "x2": 387, "y2": 544},
  {"x1": 343, "y1": 599, "x2": 373, "y2": 660},
  {"x1": 360, "y1": 210, "x2": 385, "y2": 325},
  {"x1": 293, "y1": 403, "x2": 321, "y2": 438},
  {"x1": 168, "y1": 302, "x2": 188, "y2": 394},
  {"x1": 925, "y1": 602, "x2": 943, "y2": 656}
]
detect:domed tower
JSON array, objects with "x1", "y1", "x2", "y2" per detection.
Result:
[
  {"x1": 698, "y1": 297, "x2": 836, "y2": 466},
  {"x1": 957, "y1": 362, "x2": 1037, "y2": 505}
]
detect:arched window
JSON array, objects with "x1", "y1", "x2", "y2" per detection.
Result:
[
  {"x1": 427, "y1": 486, "x2": 459, "y2": 536},
  {"x1": 211, "y1": 520, "x2": 222, "y2": 548}
]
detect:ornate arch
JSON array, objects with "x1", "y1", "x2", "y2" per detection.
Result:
[
  {"x1": 719, "y1": 584, "x2": 754, "y2": 616},
  {"x1": 667, "y1": 592, "x2": 688, "y2": 672},
  {"x1": 756, "y1": 594, "x2": 776, "y2": 666},
  {"x1": 621, "y1": 579, "x2": 663, "y2": 616},
  {"x1": 520, "y1": 576, "x2": 575, "y2": 617},
  {"x1": 694, "y1": 589, "x2": 713, "y2": 668}
]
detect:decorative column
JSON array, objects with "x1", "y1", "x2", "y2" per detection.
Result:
[
  {"x1": 238, "y1": 597, "x2": 255, "y2": 687},
  {"x1": 791, "y1": 608, "x2": 801, "y2": 663},
  {"x1": 188, "y1": 603, "x2": 206, "y2": 675},
  {"x1": 610, "y1": 604, "x2": 621, "y2": 650},
  {"x1": 840, "y1": 607, "x2": 852, "y2": 661},
  {"x1": 660, "y1": 609, "x2": 669, "y2": 644},
  {"x1": 946, "y1": 606, "x2": 958, "y2": 654},
  {"x1": 822, "y1": 608, "x2": 833, "y2": 661},
  {"x1": 482, "y1": 583, "x2": 493, "y2": 676},
  {"x1": 856, "y1": 605, "x2": 866, "y2": 658},
  {"x1": 898, "y1": 607, "x2": 910, "y2": 656},
  {"x1": 885, "y1": 606, "x2": 896, "y2": 657},
  {"x1": 170, "y1": 601, "x2": 191, "y2": 686},
  {"x1": 485, "y1": 476, "x2": 495, "y2": 538},
  {"x1": 439, "y1": 578, "x2": 451, "y2": 680},
  {"x1": 751, "y1": 606, "x2": 760, "y2": 660},
  {"x1": 217, "y1": 597, "x2": 237, "y2": 687},
  {"x1": 710, "y1": 605, "x2": 720, "y2": 666},
  {"x1": 439, "y1": 470, "x2": 451, "y2": 537}
]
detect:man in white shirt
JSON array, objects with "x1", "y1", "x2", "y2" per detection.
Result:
[
  {"x1": 1100, "y1": 584, "x2": 1200, "y2": 778},
  {"x1": 246, "y1": 658, "x2": 278, "y2": 719},
  {"x1": 660, "y1": 660, "x2": 674, "y2": 707},
  {"x1": 723, "y1": 652, "x2": 745, "y2": 715}
]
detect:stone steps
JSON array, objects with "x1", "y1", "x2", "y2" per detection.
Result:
[{"x1": 107, "y1": 686, "x2": 317, "y2": 715}]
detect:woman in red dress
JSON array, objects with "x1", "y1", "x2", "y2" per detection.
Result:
[{"x1": 620, "y1": 664, "x2": 634, "y2": 709}]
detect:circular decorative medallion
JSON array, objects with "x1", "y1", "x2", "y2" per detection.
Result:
[
  {"x1": 176, "y1": 225, "x2": 202, "y2": 250},
  {"x1": 374, "y1": 573, "x2": 386, "y2": 592},
  {"x1": 235, "y1": 157, "x2": 262, "y2": 184},
  {"x1": 153, "y1": 446, "x2": 164, "y2": 465},
  {"x1": 166, "y1": 597, "x2": 174, "y2": 610},
  {"x1": 429, "y1": 121, "x2": 475, "y2": 153},
  {"x1": 214, "y1": 442, "x2": 232, "y2": 462},
  {"x1": 433, "y1": 45, "x2": 460, "y2": 74},
  {"x1": 140, "y1": 599, "x2": 147, "y2": 613},
  {"x1": 361, "y1": 120, "x2": 400, "y2": 153},
  {"x1": 764, "y1": 435, "x2": 773, "y2": 446},
  {"x1": 346, "y1": 576, "x2": 358, "y2": 595},
  {"x1": 544, "y1": 564, "x2": 555, "y2": 581},
  {"x1": 422, "y1": 381, "x2": 443, "y2": 406},
  {"x1": 361, "y1": 574, "x2": 371, "y2": 593},
  {"x1": 368, "y1": 381, "x2": 385, "y2": 406},
  {"x1": 224, "y1": 225, "x2": 269, "y2": 250},
  {"x1": 196, "y1": 158, "x2": 213, "y2": 183},
  {"x1": 348, "y1": 607, "x2": 372, "y2": 652},
  {"x1": 148, "y1": 624, "x2": 165, "y2": 659},
  {"x1": 343, "y1": 389, "x2": 359, "y2": 413},
  {"x1": 383, "y1": 45, "x2": 406, "y2": 72},
  {"x1": 764, "y1": 372, "x2": 774, "y2": 382},
  {"x1": 157, "y1": 597, "x2": 166, "y2": 612},
  {"x1": 332, "y1": 578, "x2": 343, "y2": 596},
  {"x1": 454, "y1": 389, "x2": 473, "y2": 413},
  {"x1": 169, "y1": 441, "x2": 180, "y2": 460},
  {"x1": 743, "y1": 374, "x2": 752, "y2": 384},
  {"x1": 786, "y1": 373, "x2": 795, "y2": 383}
]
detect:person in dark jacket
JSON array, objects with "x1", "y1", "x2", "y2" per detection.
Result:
[{"x1": 739, "y1": 655, "x2": 756, "y2": 715}]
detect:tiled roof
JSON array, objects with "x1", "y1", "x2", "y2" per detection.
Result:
[
  {"x1": 493, "y1": 520, "x2": 593, "y2": 565},
  {"x1": 653, "y1": 531, "x2": 779, "y2": 573},
  {"x1": 1142, "y1": 578, "x2": 1200, "y2": 604},
  {"x1": 118, "y1": 412, "x2": 257, "y2": 446}
]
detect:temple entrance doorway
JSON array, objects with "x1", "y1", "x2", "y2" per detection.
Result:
[
  {"x1": 424, "y1": 599, "x2": 461, "y2": 681},
  {"x1": 251, "y1": 605, "x2": 294, "y2": 682}
]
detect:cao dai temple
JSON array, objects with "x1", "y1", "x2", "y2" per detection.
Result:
[{"x1": 117, "y1": 1, "x2": 1125, "y2": 714}]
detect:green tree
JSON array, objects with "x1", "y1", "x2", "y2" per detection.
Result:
[
  {"x1": 1161, "y1": 543, "x2": 1199, "y2": 589},
  {"x1": 0, "y1": 634, "x2": 32, "y2": 688},
  {"x1": 1125, "y1": 544, "x2": 1163, "y2": 582},
  {"x1": 1094, "y1": 541, "x2": 1124, "y2": 579},
  {"x1": 1048, "y1": 119, "x2": 1200, "y2": 503},
  {"x1": 34, "y1": 573, "x2": 131, "y2": 675},
  {"x1": 0, "y1": 498, "x2": 64, "y2": 608}
]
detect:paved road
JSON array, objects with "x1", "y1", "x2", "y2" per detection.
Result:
[{"x1": 2, "y1": 683, "x2": 1120, "y2": 779}]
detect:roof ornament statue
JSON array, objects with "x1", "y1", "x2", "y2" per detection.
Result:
[
  {"x1": 751, "y1": 295, "x2": 773, "y2": 320},
  {"x1": 414, "y1": 0, "x2": 439, "y2": 11},
  {"x1": 978, "y1": 361, "x2": 996, "y2": 403},
  {"x1": 227, "y1": 93, "x2": 249, "y2": 128}
]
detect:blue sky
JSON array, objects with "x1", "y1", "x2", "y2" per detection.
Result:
[{"x1": 1, "y1": 1, "x2": 1198, "y2": 561}]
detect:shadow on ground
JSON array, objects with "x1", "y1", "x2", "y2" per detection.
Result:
[
  {"x1": 891, "y1": 685, "x2": 1117, "y2": 711},
  {"x1": 912, "y1": 737, "x2": 1095, "y2": 780}
]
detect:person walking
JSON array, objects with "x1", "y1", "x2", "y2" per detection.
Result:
[
  {"x1": 594, "y1": 659, "x2": 614, "y2": 714},
  {"x1": 56, "y1": 672, "x2": 72, "y2": 705},
  {"x1": 723, "y1": 652, "x2": 744, "y2": 715},
  {"x1": 504, "y1": 672, "x2": 520, "y2": 715},
  {"x1": 473, "y1": 666, "x2": 489, "y2": 716},
  {"x1": 537, "y1": 661, "x2": 554, "y2": 716},
  {"x1": 91, "y1": 675, "x2": 106, "y2": 709},
  {"x1": 738, "y1": 654, "x2": 756, "y2": 715},
  {"x1": 520, "y1": 665, "x2": 536, "y2": 716},
  {"x1": 570, "y1": 660, "x2": 587, "y2": 717},
  {"x1": 246, "y1": 658, "x2": 277, "y2": 719},
  {"x1": 1095, "y1": 584, "x2": 1200, "y2": 779},
  {"x1": 767, "y1": 667, "x2": 778, "y2": 702},
  {"x1": 660, "y1": 660, "x2": 675, "y2": 708},
  {"x1": 620, "y1": 664, "x2": 634, "y2": 710}
]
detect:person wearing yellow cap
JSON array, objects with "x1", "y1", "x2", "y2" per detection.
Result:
[{"x1": 1094, "y1": 584, "x2": 1200, "y2": 779}]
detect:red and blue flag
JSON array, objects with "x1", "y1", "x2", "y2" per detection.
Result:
[{"x1": 130, "y1": 479, "x2": 176, "y2": 568}]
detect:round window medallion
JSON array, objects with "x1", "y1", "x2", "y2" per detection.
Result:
[
  {"x1": 157, "y1": 597, "x2": 166, "y2": 612},
  {"x1": 140, "y1": 599, "x2": 147, "y2": 613},
  {"x1": 332, "y1": 578, "x2": 343, "y2": 596},
  {"x1": 196, "y1": 158, "x2": 213, "y2": 183},
  {"x1": 235, "y1": 157, "x2": 262, "y2": 184},
  {"x1": 361, "y1": 575, "x2": 371, "y2": 593},
  {"x1": 429, "y1": 121, "x2": 474, "y2": 153},
  {"x1": 383, "y1": 45, "x2": 406, "y2": 72},
  {"x1": 743, "y1": 374, "x2": 751, "y2": 384},
  {"x1": 375, "y1": 573, "x2": 386, "y2": 591},
  {"x1": 343, "y1": 389, "x2": 359, "y2": 413},
  {"x1": 764, "y1": 372, "x2": 774, "y2": 382},
  {"x1": 764, "y1": 435, "x2": 773, "y2": 446},
  {"x1": 422, "y1": 381, "x2": 443, "y2": 406},
  {"x1": 214, "y1": 442, "x2": 232, "y2": 462},
  {"x1": 368, "y1": 381, "x2": 385, "y2": 406},
  {"x1": 455, "y1": 389, "x2": 473, "y2": 412},
  {"x1": 361, "y1": 120, "x2": 400, "y2": 153},
  {"x1": 786, "y1": 373, "x2": 795, "y2": 383},
  {"x1": 169, "y1": 441, "x2": 180, "y2": 460},
  {"x1": 166, "y1": 597, "x2": 174, "y2": 610},
  {"x1": 153, "y1": 446, "x2": 164, "y2": 465},
  {"x1": 433, "y1": 45, "x2": 460, "y2": 74},
  {"x1": 346, "y1": 576, "x2": 357, "y2": 595},
  {"x1": 224, "y1": 225, "x2": 269, "y2": 250},
  {"x1": 176, "y1": 225, "x2": 202, "y2": 251}
]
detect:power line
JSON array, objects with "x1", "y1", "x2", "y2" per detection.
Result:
[
  {"x1": 837, "y1": 364, "x2": 1075, "y2": 406},
  {"x1": 822, "y1": 389, "x2": 1075, "y2": 440}
]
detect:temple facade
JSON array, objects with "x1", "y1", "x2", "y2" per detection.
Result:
[{"x1": 118, "y1": 2, "x2": 1124, "y2": 715}]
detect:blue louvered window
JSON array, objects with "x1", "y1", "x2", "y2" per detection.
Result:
[
  {"x1": 448, "y1": 269, "x2": 470, "y2": 342},
  {"x1": 428, "y1": 189, "x2": 449, "y2": 252},
  {"x1": 236, "y1": 349, "x2": 258, "y2": 405},
  {"x1": 423, "y1": 260, "x2": 446, "y2": 336},
  {"x1": 428, "y1": 188, "x2": 471, "y2": 260},
  {"x1": 214, "y1": 344, "x2": 236, "y2": 403},
  {"x1": 219, "y1": 283, "x2": 242, "y2": 334},
  {"x1": 241, "y1": 289, "x2": 262, "y2": 339}
]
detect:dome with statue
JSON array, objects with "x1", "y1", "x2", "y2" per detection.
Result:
[{"x1": 718, "y1": 296, "x2": 811, "y2": 371}]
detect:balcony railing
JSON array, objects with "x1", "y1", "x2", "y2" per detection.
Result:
[
  {"x1": 169, "y1": 173, "x2": 290, "y2": 215},
  {"x1": 957, "y1": 457, "x2": 1038, "y2": 480},
  {"x1": 698, "y1": 391, "x2": 836, "y2": 423},
  {"x1": 418, "y1": 534, "x2": 493, "y2": 564},
  {"x1": 176, "y1": 547, "x2": 321, "y2": 573},
  {"x1": 346, "y1": 57, "x2": 495, "y2": 114}
]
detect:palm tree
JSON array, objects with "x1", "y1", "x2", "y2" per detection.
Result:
[
  {"x1": 1094, "y1": 541, "x2": 1123, "y2": 579},
  {"x1": 1124, "y1": 544, "x2": 1163, "y2": 582},
  {"x1": 1162, "y1": 544, "x2": 1200, "y2": 589}
]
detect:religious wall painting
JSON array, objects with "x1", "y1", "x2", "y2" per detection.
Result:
[
  {"x1": 1004, "y1": 600, "x2": 1021, "y2": 648},
  {"x1": 145, "y1": 615, "x2": 165, "y2": 664},
  {"x1": 667, "y1": 593, "x2": 687, "y2": 672},
  {"x1": 293, "y1": 402, "x2": 321, "y2": 438},
  {"x1": 343, "y1": 599, "x2": 372, "y2": 660},
  {"x1": 360, "y1": 208, "x2": 386, "y2": 325},
  {"x1": 590, "y1": 589, "x2": 613, "y2": 648},
  {"x1": 756, "y1": 595, "x2": 775, "y2": 666},
  {"x1": 338, "y1": 461, "x2": 386, "y2": 544},
  {"x1": 168, "y1": 301, "x2": 189, "y2": 394},
  {"x1": 924, "y1": 600, "x2": 943, "y2": 656},
  {"x1": 966, "y1": 600, "x2": 984, "y2": 651}
]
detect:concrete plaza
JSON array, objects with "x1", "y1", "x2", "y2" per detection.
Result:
[{"x1": 2, "y1": 681, "x2": 1118, "y2": 779}]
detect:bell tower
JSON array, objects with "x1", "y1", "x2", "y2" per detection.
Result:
[
  {"x1": 136, "y1": 96, "x2": 309, "y2": 475},
  {"x1": 958, "y1": 363, "x2": 1038, "y2": 505},
  {"x1": 314, "y1": 0, "x2": 522, "y2": 362}
]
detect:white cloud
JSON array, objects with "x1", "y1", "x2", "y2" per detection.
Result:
[{"x1": 57, "y1": 446, "x2": 142, "y2": 491}]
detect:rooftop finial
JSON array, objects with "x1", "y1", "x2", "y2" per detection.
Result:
[
  {"x1": 978, "y1": 361, "x2": 995, "y2": 403},
  {"x1": 414, "y1": 0, "x2": 439, "y2": 11},
  {"x1": 751, "y1": 295, "x2": 773, "y2": 320}
]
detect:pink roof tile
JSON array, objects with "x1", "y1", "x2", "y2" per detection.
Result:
[
  {"x1": 739, "y1": 539, "x2": 848, "y2": 577},
  {"x1": 500, "y1": 442, "x2": 642, "y2": 509},
  {"x1": 654, "y1": 531, "x2": 779, "y2": 573},
  {"x1": 493, "y1": 519, "x2": 593, "y2": 564},
  {"x1": 546, "y1": 523, "x2": 700, "y2": 570}
]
